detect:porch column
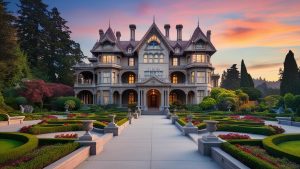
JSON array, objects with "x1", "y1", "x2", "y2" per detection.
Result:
[
  {"x1": 137, "y1": 89, "x2": 141, "y2": 108},
  {"x1": 119, "y1": 92, "x2": 122, "y2": 107},
  {"x1": 160, "y1": 90, "x2": 164, "y2": 110},
  {"x1": 143, "y1": 90, "x2": 146, "y2": 110}
]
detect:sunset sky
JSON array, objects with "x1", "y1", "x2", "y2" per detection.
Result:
[{"x1": 7, "y1": 0, "x2": 300, "y2": 81}]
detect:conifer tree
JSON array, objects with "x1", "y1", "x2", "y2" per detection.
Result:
[
  {"x1": 240, "y1": 59, "x2": 254, "y2": 87},
  {"x1": 220, "y1": 64, "x2": 240, "y2": 90},
  {"x1": 280, "y1": 50, "x2": 300, "y2": 95}
]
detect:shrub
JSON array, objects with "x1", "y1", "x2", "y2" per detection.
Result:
[
  {"x1": 239, "y1": 102, "x2": 256, "y2": 113},
  {"x1": 177, "y1": 118, "x2": 186, "y2": 126},
  {"x1": 284, "y1": 93, "x2": 294, "y2": 109},
  {"x1": 0, "y1": 132, "x2": 38, "y2": 164},
  {"x1": 197, "y1": 123, "x2": 206, "y2": 130},
  {"x1": 262, "y1": 134, "x2": 300, "y2": 163},
  {"x1": 116, "y1": 118, "x2": 128, "y2": 126},
  {"x1": 0, "y1": 92, "x2": 4, "y2": 105},
  {"x1": 64, "y1": 100, "x2": 76, "y2": 110},
  {"x1": 221, "y1": 142, "x2": 274, "y2": 169},
  {"x1": 0, "y1": 113, "x2": 8, "y2": 121},
  {"x1": 51, "y1": 96, "x2": 81, "y2": 111},
  {"x1": 240, "y1": 87, "x2": 262, "y2": 101},
  {"x1": 29, "y1": 124, "x2": 83, "y2": 134},
  {"x1": 267, "y1": 125, "x2": 285, "y2": 134},
  {"x1": 15, "y1": 96, "x2": 27, "y2": 106},
  {"x1": 199, "y1": 98, "x2": 217, "y2": 110},
  {"x1": 38, "y1": 138, "x2": 76, "y2": 146},
  {"x1": 217, "y1": 124, "x2": 275, "y2": 136},
  {"x1": 94, "y1": 121, "x2": 108, "y2": 129}
]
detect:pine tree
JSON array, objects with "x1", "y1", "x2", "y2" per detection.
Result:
[
  {"x1": 240, "y1": 59, "x2": 254, "y2": 87},
  {"x1": 280, "y1": 50, "x2": 300, "y2": 95},
  {"x1": 0, "y1": 0, "x2": 30, "y2": 90},
  {"x1": 220, "y1": 64, "x2": 240, "y2": 90}
]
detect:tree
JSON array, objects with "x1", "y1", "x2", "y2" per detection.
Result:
[
  {"x1": 240, "y1": 60, "x2": 254, "y2": 87},
  {"x1": 199, "y1": 97, "x2": 217, "y2": 110},
  {"x1": 280, "y1": 50, "x2": 300, "y2": 95},
  {"x1": 240, "y1": 87, "x2": 262, "y2": 101},
  {"x1": 221, "y1": 64, "x2": 240, "y2": 90},
  {"x1": 0, "y1": 0, "x2": 30, "y2": 90}
]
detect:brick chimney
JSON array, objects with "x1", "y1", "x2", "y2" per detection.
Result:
[
  {"x1": 99, "y1": 29, "x2": 104, "y2": 39},
  {"x1": 116, "y1": 31, "x2": 121, "y2": 41},
  {"x1": 176, "y1": 24, "x2": 183, "y2": 41},
  {"x1": 129, "y1": 24, "x2": 136, "y2": 41},
  {"x1": 206, "y1": 30, "x2": 211, "y2": 41},
  {"x1": 164, "y1": 24, "x2": 170, "y2": 39}
]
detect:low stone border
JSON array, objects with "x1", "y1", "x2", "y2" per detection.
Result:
[
  {"x1": 278, "y1": 120, "x2": 300, "y2": 127},
  {"x1": 175, "y1": 121, "x2": 184, "y2": 132},
  {"x1": 44, "y1": 146, "x2": 90, "y2": 169},
  {"x1": 211, "y1": 147, "x2": 250, "y2": 169}
]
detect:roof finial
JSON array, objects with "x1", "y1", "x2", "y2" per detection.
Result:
[
  {"x1": 109, "y1": 19, "x2": 111, "y2": 28},
  {"x1": 153, "y1": 15, "x2": 155, "y2": 23},
  {"x1": 197, "y1": 17, "x2": 199, "y2": 27}
]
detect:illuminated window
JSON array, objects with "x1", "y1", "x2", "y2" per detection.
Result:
[
  {"x1": 191, "y1": 71, "x2": 195, "y2": 83},
  {"x1": 169, "y1": 93, "x2": 177, "y2": 104},
  {"x1": 172, "y1": 57, "x2": 178, "y2": 66},
  {"x1": 192, "y1": 54, "x2": 206, "y2": 63},
  {"x1": 129, "y1": 57, "x2": 135, "y2": 66},
  {"x1": 128, "y1": 74, "x2": 135, "y2": 84},
  {"x1": 148, "y1": 54, "x2": 153, "y2": 63},
  {"x1": 172, "y1": 74, "x2": 178, "y2": 84},
  {"x1": 154, "y1": 54, "x2": 158, "y2": 63},
  {"x1": 128, "y1": 92, "x2": 135, "y2": 104},
  {"x1": 197, "y1": 72, "x2": 206, "y2": 83},
  {"x1": 144, "y1": 54, "x2": 148, "y2": 63},
  {"x1": 159, "y1": 54, "x2": 164, "y2": 63},
  {"x1": 102, "y1": 55, "x2": 116, "y2": 63}
]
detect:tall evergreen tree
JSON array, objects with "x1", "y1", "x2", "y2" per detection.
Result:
[
  {"x1": 0, "y1": 0, "x2": 30, "y2": 90},
  {"x1": 240, "y1": 59, "x2": 254, "y2": 87},
  {"x1": 280, "y1": 50, "x2": 300, "y2": 95},
  {"x1": 220, "y1": 64, "x2": 240, "y2": 90}
]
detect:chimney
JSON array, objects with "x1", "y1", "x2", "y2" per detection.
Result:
[
  {"x1": 207, "y1": 30, "x2": 211, "y2": 41},
  {"x1": 99, "y1": 29, "x2": 104, "y2": 39},
  {"x1": 176, "y1": 24, "x2": 183, "y2": 41},
  {"x1": 116, "y1": 31, "x2": 121, "y2": 41},
  {"x1": 129, "y1": 24, "x2": 136, "y2": 41},
  {"x1": 164, "y1": 24, "x2": 170, "y2": 39}
]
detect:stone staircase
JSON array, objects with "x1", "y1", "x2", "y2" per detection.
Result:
[{"x1": 141, "y1": 110, "x2": 164, "y2": 115}]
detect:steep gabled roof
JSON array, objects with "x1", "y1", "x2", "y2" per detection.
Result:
[
  {"x1": 185, "y1": 26, "x2": 216, "y2": 52},
  {"x1": 133, "y1": 22, "x2": 174, "y2": 52},
  {"x1": 99, "y1": 27, "x2": 116, "y2": 43}
]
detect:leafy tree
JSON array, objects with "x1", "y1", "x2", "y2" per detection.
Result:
[
  {"x1": 64, "y1": 100, "x2": 76, "y2": 110},
  {"x1": 199, "y1": 97, "x2": 217, "y2": 110},
  {"x1": 0, "y1": 0, "x2": 30, "y2": 90},
  {"x1": 240, "y1": 60, "x2": 254, "y2": 87},
  {"x1": 280, "y1": 50, "x2": 300, "y2": 95},
  {"x1": 220, "y1": 64, "x2": 240, "y2": 90},
  {"x1": 283, "y1": 93, "x2": 294, "y2": 109},
  {"x1": 240, "y1": 87, "x2": 262, "y2": 101}
]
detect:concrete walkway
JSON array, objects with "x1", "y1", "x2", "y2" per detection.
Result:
[
  {"x1": 0, "y1": 120, "x2": 41, "y2": 132},
  {"x1": 77, "y1": 116, "x2": 220, "y2": 169}
]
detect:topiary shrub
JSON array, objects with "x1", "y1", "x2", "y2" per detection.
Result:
[
  {"x1": 199, "y1": 97, "x2": 217, "y2": 110},
  {"x1": 51, "y1": 97, "x2": 81, "y2": 111},
  {"x1": 15, "y1": 96, "x2": 28, "y2": 106},
  {"x1": 0, "y1": 132, "x2": 38, "y2": 164}
]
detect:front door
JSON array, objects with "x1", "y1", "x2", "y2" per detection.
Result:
[{"x1": 147, "y1": 89, "x2": 160, "y2": 109}]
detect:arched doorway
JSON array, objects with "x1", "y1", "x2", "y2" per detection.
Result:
[
  {"x1": 169, "y1": 89, "x2": 186, "y2": 105},
  {"x1": 113, "y1": 91, "x2": 120, "y2": 105},
  {"x1": 77, "y1": 90, "x2": 93, "y2": 104},
  {"x1": 122, "y1": 89, "x2": 137, "y2": 107},
  {"x1": 188, "y1": 91, "x2": 195, "y2": 104},
  {"x1": 147, "y1": 89, "x2": 161, "y2": 109}
]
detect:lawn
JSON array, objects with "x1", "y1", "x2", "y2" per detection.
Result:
[
  {"x1": 278, "y1": 141, "x2": 300, "y2": 155},
  {"x1": 0, "y1": 139, "x2": 23, "y2": 153}
]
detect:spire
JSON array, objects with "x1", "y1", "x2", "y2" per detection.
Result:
[
  {"x1": 109, "y1": 19, "x2": 111, "y2": 28},
  {"x1": 197, "y1": 17, "x2": 199, "y2": 27},
  {"x1": 153, "y1": 15, "x2": 155, "y2": 23}
]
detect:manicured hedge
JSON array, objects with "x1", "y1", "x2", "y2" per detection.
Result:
[
  {"x1": 29, "y1": 124, "x2": 83, "y2": 135},
  {"x1": 116, "y1": 118, "x2": 128, "y2": 126},
  {"x1": 5, "y1": 142, "x2": 79, "y2": 169},
  {"x1": 262, "y1": 134, "x2": 300, "y2": 164},
  {"x1": 51, "y1": 96, "x2": 81, "y2": 111},
  {"x1": 177, "y1": 118, "x2": 186, "y2": 126},
  {"x1": 228, "y1": 139, "x2": 263, "y2": 146},
  {"x1": 221, "y1": 142, "x2": 274, "y2": 169},
  {"x1": 217, "y1": 124, "x2": 275, "y2": 136},
  {"x1": 94, "y1": 121, "x2": 107, "y2": 129},
  {"x1": 38, "y1": 138, "x2": 76, "y2": 146},
  {"x1": 197, "y1": 123, "x2": 206, "y2": 130},
  {"x1": 0, "y1": 132, "x2": 38, "y2": 164}
]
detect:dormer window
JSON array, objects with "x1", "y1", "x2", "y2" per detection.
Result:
[
  {"x1": 147, "y1": 35, "x2": 160, "y2": 50},
  {"x1": 195, "y1": 41, "x2": 205, "y2": 49},
  {"x1": 175, "y1": 47, "x2": 180, "y2": 53},
  {"x1": 128, "y1": 47, "x2": 132, "y2": 53}
]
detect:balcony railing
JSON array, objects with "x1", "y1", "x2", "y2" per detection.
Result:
[{"x1": 74, "y1": 83, "x2": 96, "y2": 87}]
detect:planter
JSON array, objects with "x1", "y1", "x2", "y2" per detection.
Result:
[
  {"x1": 79, "y1": 120, "x2": 95, "y2": 141},
  {"x1": 202, "y1": 120, "x2": 219, "y2": 142}
]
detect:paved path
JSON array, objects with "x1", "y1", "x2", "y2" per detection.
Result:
[
  {"x1": 0, "y1": 120, "x2": 41, "y2": 132},
  {"x1": 77, "y1": 116, "x2": 220, "y2": 169}
]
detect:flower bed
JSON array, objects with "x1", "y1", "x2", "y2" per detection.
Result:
[
  {"x1": 54, "y1": 133, "x2": 78, "y2": 139},
  {"x1": 267, "y1": 125, "x2": 285, "y2": 134},
  {"x1": 218, "y1": 133, "x2": 250, "y2": 140}
]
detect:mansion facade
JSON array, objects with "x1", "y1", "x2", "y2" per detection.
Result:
[{"x1": 73, "y1": 22, "x2": 219, "y2": 112}]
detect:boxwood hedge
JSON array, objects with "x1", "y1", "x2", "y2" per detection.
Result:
[
  {"x1": 0, "y1": 132, "x2": 38, "y2": 164},
  {"x1": 116, "y1": 118, "x2": 128, "y2": 126},
  {"x1": 29, "y1": 124, "x2": 83, "y2": 135},
  {"x1": 262, "y1": 133, "x2": 300, "y2": 164},
  {"x1": 217, "y1": 124, "x2": 275, "y2": 136},
  {"x1": 221, "y1": 142, "x2": 274, "y2": 169}
]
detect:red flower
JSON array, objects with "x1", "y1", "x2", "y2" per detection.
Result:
[
  {"x1": 218, "y1": 133, "x2": 250, "y2": 140},
  {"x1": 54, "y1": 133, "x2": 78, "y2": 138},
  {"x1": 19, "y1": 125, "x2": 32, "y2": 133}
]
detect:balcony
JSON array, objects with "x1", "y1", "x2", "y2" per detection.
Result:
[
  {"x1": 73, "y1": 62, "x2": 122, "y2": 69},
  {"x1": 185, "y1": 62, "x2": 213, "y2": 69},
  {"x1": 74, "y1": 83, "x2": 96, "y2": 87}
]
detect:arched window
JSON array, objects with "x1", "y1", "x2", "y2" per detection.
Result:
[
  {"x1": 169, "y1": 93, "x2": 177, "y2": 104},
  {"x1": 128, "y1": 92, "x2": 135, "y2": 104},
  {"x1": 148, "y1": 54, "x2": 153, "y2": 63},
  {"x1": 143, "y1": 54, "x2": 148, "y2": 63},
  {"x1": 128, "y1": 74, "x2": 135, "y2": 84},
  {"x1": 154, "y1": 54, "x2": 159, "y2": 63},
  {"x1": 159, "y1": 54, "x2": 164, "y2": 63},
  {"x1": 172, "y1": 74, "x2": 178, "y2": 84}
]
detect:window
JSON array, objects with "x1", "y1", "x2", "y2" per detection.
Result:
[
  {"x1": 128, "y1": 74, "x2": 135, "y2": 84},
  {"x1": 144, "y1": 71, "x2": 163, "y2": 78},
  {"x1": 159, "y1": 54, "x2": 164, "y2": 63},
  {"x1": 198, "y1": 90, "x2": 205, "y2": 102},
  {"x1": 103, "y1": 91, "x2": 109, "y2": 105},
  {"x1": 207, "y1": 72, "x2": 211, "y2": 84},
  {"x1": 128, "y1": 47, "x2": 132, "y2": 53},
  {"x1": 144, "y1": 54, "x2": 148, "y2": 63},
  {"x1": 148, "y1": 54, "x2": 153, "y2": 63},
  {"x1": 103, "y1": 72, "x2": 111, "y2": 83},
  {"x1": 172, "y1": 74, "x2": 178, "y2": 84},
  {"x1": 195, "y1": 42, "x2": 205, "y2": 49},
  {"x1": 169, "y1": 93, "x2": 177, "y2": 104},
  {"x1": 102, "y1": 55, "x2": 116, "y2": 64},
  {"x1": 172, "y1": 57, "x2": 178, "y2": 66},
  {"x1": 175, "y1": 47, "x2": 180, "y2": 53},
  {"x1": 192, "y1": 54, "x2": 206, "y2": 63},
  {"x1": 191, "y1": 71, "x2": 195, "y2": 83},
  {"x1": 128, "y1": 92, "x2": 135, "y2": 104},
  {"x1": 196, "y1": 72, "x2": 206, "y2": 83},
  {"x1": 112, "y1": 72, "x2": 116, "y2": 84},
  {"x1": 154, "y1": 54, "x2": 158, "y2": 63},
  {"x1": 129, "y1": 57, "x2": 135, "y2": 66},
  {"x1": 147, "y1": 35, "x2": 160, "y2": 50}
]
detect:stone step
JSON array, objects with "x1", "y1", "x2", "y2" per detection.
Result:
[{"x1": 142, "y1": 111, "x2": 164, "y2": 115}]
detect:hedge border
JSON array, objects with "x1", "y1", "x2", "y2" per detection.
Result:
[
  {"x1": 221, "y1": 142, "x2": 274, "y2": 169},
  {"x1": 0, "y1": 132, "x2": 38, "y2": 164},
  {"x1": 262, "y1": 133, "x2": 300, "y2": 164}
]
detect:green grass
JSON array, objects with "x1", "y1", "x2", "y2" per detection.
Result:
[
  {"x1": 278, "y1": 141, "x2": 300, "y2": 155},
  {"x1": 0, "y1": 139, "x2": 24, "y2": 153}
]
